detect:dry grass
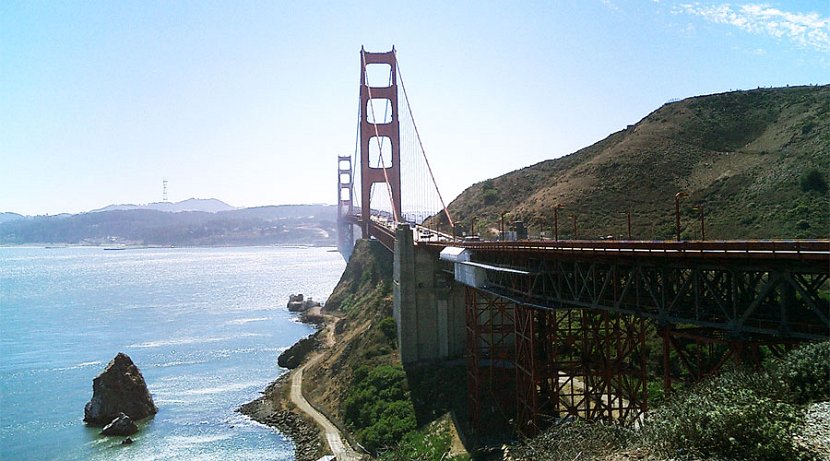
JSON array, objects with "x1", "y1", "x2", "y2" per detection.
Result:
[{"x1": 442, "y1": 85, "x2": 829, "y2": 240}]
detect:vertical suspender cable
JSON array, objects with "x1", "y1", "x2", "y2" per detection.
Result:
[{"x1": 395, "y1": 54, "x2": 455, "y2": 228}]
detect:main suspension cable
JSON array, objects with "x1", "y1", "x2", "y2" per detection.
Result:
[{"x1": 395, "y1": 52, "x2": 455, "y2": 228}]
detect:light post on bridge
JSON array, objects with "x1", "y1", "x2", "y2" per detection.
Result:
[
  {"x1": 675, "y1": 192, "x2": 688, "y2": 242},
  {"x1": 693, "y1": 204, "x2": 705, "y2": 241},
  {"x1": 572, "y1": 214, "x2": 579, "y2": 240},
  {"x1": 554, "y1": 204, "x2": 564, "y2": 241},
  {"x1": 620, "y1": 209, "x2": 632, "y2": 240}
]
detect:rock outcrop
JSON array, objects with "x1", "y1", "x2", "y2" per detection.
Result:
[
  {"x1": 277, "y1": 335, "x2": 319, "y2": 369},
  {"x1": 287, "y1": 293, "x2": 321, "y2": 312},
  {"x1": 101, "y1": 412, "x2": 138, "y2": 436},
  {"x1": 84, "y1": 353, "x2": 157, "y2": 426}
]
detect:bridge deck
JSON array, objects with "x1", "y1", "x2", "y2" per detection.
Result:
[{"x1": 421, "y1": 239, "x2": 829, "y2": 262}]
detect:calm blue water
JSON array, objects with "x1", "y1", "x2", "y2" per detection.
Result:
[{"x1": 0, "y1": 246, "x2": 345, "y2": 460}]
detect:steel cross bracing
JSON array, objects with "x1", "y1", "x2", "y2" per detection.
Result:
[{"x1": 514, "y1": 306, "x2": 648, "y2": 432}]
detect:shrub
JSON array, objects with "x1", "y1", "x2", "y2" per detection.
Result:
[
  {"x1": 774, "y1": 341, "x2": 830, "y2": 404},
  {"x1": 800, "y1": 169, "x2": 828, "y2": 194},
  {"x1": 379, "y1": 316, "x2": 397, "y2": 343},
  {"x1": 483, "y1": 188, "x2": 499, "y2": 205},
  {"x1": 643, "y1": 370, "x2": 807, "y2": 460},
  {"x1": 509, "y1": 419, "x2": 632, "y2": 461},
  {"x1": 379, "y1": 425, "x2": 468, "y2": 461},
  {"x1": 343, "y1": 364, "x2": 417, "y2": 454}
]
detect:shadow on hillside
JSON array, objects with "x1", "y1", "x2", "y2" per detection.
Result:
[{"x1": 405, "y1": 361, "x2": 515, "y2": 460}]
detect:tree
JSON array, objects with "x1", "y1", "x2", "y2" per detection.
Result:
[{"x1": 800, "y1": 169, "x2": 828, "y2": 194}]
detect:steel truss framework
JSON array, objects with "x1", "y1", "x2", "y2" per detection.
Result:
[
  {"x1": 463, "y1": 250, "x2": 827, "y2": 434},
  {"x1": 477, "y1": 254, "x2": 828, "y2": 341},
  {"x1": 466, "y1": 288, "x2": 516, "y2": 434},
  {"x1": 659, "y1": 325, "x2": 800, "y2": 390},
  {"x1": 467, "y1": 288, "x2": 648, "y2": 435},
  {"x1": 515, "y1": 304, "x2": 648, "y2": 433}
]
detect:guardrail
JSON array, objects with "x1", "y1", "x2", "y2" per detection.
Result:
[{"x1": 422, "y1": 239, "x2": 830, "y2": 261}]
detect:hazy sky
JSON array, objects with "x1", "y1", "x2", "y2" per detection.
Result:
[{"x1": 2, "y1": 1, "x2": 828, "y2": 215}]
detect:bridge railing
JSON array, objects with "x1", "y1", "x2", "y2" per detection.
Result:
[{"x1": 421, "y1": 239, "x2": 830, "y2": 261}]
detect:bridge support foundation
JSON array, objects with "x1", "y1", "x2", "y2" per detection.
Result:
[{"x1": 394, "y1": 225, "x2": 466, "y2": 363}]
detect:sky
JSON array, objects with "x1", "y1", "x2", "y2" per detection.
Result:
[{"x1": 2, "y1": 1, "x2": 829, "y2": 216}]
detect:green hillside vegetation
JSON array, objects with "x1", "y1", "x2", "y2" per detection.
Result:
[
  {"x1": 302, "y1": 240, "x2": 468, "y2": 459},
  {"x1": 439, "y1": 85, "x2": 829, "y2": 240}
]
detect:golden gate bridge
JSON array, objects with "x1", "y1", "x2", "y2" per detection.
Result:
[{"x1": 336, "y1": 47, "x2": 829, "y2": 435}]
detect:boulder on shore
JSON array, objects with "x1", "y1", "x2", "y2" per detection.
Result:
[
  {"x1": 84, "y1": 353, "x2": 157, "y2": 426},
  {"x1": 101, "y1": 412, "x2": 138, "y2": 436}
]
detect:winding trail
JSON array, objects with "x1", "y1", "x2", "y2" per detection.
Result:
[{"x1": 289, "y1": 315, "x2": 362, "y2": 460}]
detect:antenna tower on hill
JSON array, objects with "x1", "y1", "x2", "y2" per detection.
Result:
[{"x1": 162, "y1": 179, "x2": 168, "y2": 202}]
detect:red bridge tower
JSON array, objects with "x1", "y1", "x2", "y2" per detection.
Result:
[{"x1": 359, "y1": 47, "x2": 401, "y2": 237}]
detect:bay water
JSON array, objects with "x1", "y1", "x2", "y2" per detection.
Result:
[{"x1": 0, "y1": 246, "x2": 345, "y2": 460}]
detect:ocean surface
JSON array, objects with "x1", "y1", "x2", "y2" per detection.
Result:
[{"x1": 0, "y1": 246, "x2": 345, "y2": 461}]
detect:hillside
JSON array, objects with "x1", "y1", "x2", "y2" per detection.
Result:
[
  {"x1": 90, "y1": 198, "x2": 236, "y2": 213},
  {"x1": 0, "y1": 204, "x2": 337, "y2": 246},
  {"x1": 0, "y1": 212, "x2": 24, "y2": 224},
  {"x1": 442, "y1": 85, "x2": 829, "y2": 240}
]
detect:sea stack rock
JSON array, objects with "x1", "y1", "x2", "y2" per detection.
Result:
[
  {"x1": 287, "y1": 293, "x2": 321, "y2": 313},
  {"x1": 84, "y1": 353, "x2": 157, "y2": 426},
  {"x1": 287, "y1": 293, "x2": 305, "y2": 312}
]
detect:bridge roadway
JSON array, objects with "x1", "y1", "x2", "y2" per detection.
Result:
[
  {"x1": 355, "y1": 214, "x2": 828, "y2": 260},
  {"x1": 354, "y1": 216, "x2": 829, "y2": 341}
]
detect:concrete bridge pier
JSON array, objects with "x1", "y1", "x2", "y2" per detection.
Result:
[{"x1": 393, "y1": 224, "x2": 466, "y2": 363}]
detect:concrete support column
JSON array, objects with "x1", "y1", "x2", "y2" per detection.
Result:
[{"x1": 394, "y1": 224, "x2": 465, "y2": 363}]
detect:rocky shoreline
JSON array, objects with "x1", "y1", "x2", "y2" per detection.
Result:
[
  {"x1": 237, "y1": 294, "x2": 329, "y2": 461},
  {"x1": 238, "y1": 375, "x2": 324, "y2": 461}
]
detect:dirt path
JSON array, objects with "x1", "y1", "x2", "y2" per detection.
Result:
[{"x1": 290, "y1": 320, "x2": 363, "y2": 461}]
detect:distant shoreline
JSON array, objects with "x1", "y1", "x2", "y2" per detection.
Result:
[{"x1": 0, "y1": 243, "x2": 338, "y2": 249}]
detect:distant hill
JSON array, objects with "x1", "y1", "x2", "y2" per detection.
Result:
[
  {"x1": 439, "y1": 85, "x2": 829, "y2": 240},
  {"x1": 0, "y1": 204, "x2": 338, "y2": 246},
  {"x1": 90, "y1": 198, "x2": 236, "y2": 213},
  {"x1": 0, "y1": 212, "x2": 24, "y2": 224}
]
